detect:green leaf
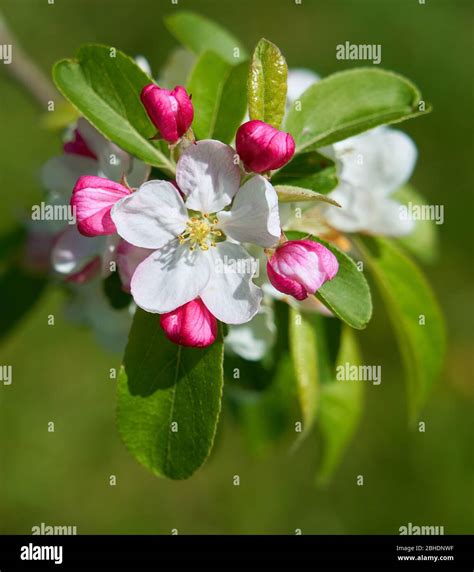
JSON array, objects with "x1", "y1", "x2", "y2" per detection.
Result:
[
  {"x1": 286, "y1": 232, "x2": 373, "y2": 330},
  {"x1": 117, "y1": 309, "x2": 224, "y2": 479},
  {"x1": 52, "y1": 44, "x2": 175, "y2": 175},
  {"x1": 165, "y1": 11, "x2": 247, "y2": 64},
  {"x1": 274, "y1": 185, "x2": 341, "y2": 205},
  {"x1": 317, "y1": 326, "x2": 364, "y2": 486},
  {"x1": 289, "y1": 308, "x2": 319, "y2": 436},
  {"x1": 213, "y1": 62, "x2": 249, "y2": 143},
  {"x1": 272, "y1": 150, "x2": 338, "y2": 195},
  {"x1": 103, "y1": 272, "x2": 132, "y2": 310},
  {"x1": 393, "y1": 185, "x2": 439, "y2": 264},
  {"x1": 285, "y1": 68, "x2": 430, "y2": 152},
  {"x1": 187, "y1": 52, "x2": 247, "y2": 142},
  {"x1": 248, "y1": 38, "x2": 288, "y2": 129},
  {"x1": 356, "y1": 237, "x2": 445, "y2": 420}
]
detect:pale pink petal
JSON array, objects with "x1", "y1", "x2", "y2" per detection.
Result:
[
  {"x1": 130, "y1": 242, "x2": 211, "y2": 313},
  {"x1": 116, "y1": 240, "x2": 154, "y2": 293},
  {"x1": 52, "y1": 225, "x2": 104, "y2": 276},
  {"x1": 217, "y1": 175, "x2": 280, "y2": 247},
  {"x1": 176, "y1": 140, "x2": 241, "y2": 213},
  {"x1": 200, "y1": 242, "x2": 262, "y2": 324},
  {"x1": 111, "y1": 180, "x2": 188, "y2": 249}
]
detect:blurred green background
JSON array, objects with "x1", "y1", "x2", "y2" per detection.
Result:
[{"x1": 0, "y1": 0, "x2": 473, "y2": 534}]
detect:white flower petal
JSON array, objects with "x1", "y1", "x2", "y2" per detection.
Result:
[
  {"x1": 366, "y1": 197, "x2": 416, "y2": 237},
  {"x1": 334, "y1": 127, "x2": 417, "y2": 195},
  {"x1": 287, "y1": 68, "x2": 320, "y2": 104},
  {"x1": 218, "y1": 175, "x2": 280, "y2": 247},
  {"x1": 326, "y1": 186, "x2": 415, "y2": 237},
  {"x1": 134, "y1": 55, "x2": 152, "y2": 76},
  {"x1": 41, "y1": 155, "x2": 98, "y2": 196},
  {"x1": 77, "y1": 118, "x2": 150, "y2": 187},
  {"x1": 101, "y1": 234, "x2": 122, "y2": 277},
  {"x1": 52, "y1": 225, "x2": 104, "y2": 275},
  {"x1": 111, "y1": 180, "x2": 187, "y2": 249},
  {"x1": 225, "y1": 306, "x2": 276, "y2": 361},
  {"x1": 176, "y1": 140, "x2": 241, "y2": 213},
  {"x1": 76, "y1": 118, "x2": 109, "y2": 159},
  {"x1": 200, "y1": 242, "x2": 262, "y2": 325},
  {"x1": 325, "y1": 183, "x2": 371, "y2": 233},
  {"x1": 131, "y1": 242, "x2": 211, "y2": 313},
  {"x1": 125, "y1": 158, "x2": 151, "y2": 188}
]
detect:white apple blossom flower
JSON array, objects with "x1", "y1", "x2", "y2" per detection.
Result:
[
  {"x1": 324, "y1": 127, "x2": 417, "y2": 236},
  {"x1": 111, "y1": 140, "x2": 281, "y2": 324},
  {"x1": 40, "y1": 119, "x2": 150, "y2": 281},
  {"x1": 42, "y1": 118, "x2": 149, "y2": 199},
  {"x1": 224, "y1": 305, "x2": 276, "y2": 361}
]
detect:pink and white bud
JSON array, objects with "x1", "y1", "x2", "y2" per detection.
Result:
[
  {"x1": 267, "y1": 239, "x2": 338, "y2": 301},
  {"x1": 236, "y1": 120, "x2": 295, "y2": 173},
  {"x1": 71, "y1": 176, "x2": 130, "y2": 237},
  {"x1": 160, "y1": 298, "x2": 217, "y2": 348},
  {"x1": 140, "y1": 84, "x2": 194, "y2": 144},
  {"x1": 63, "y1": 128, "x2": 97, "y2": 160}
]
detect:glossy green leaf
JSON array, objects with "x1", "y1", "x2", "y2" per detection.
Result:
[
  {"x1": 274, "y1": 185, "x2": 341, "y2": 205},
  {"x1": 317, "y1": 326, "x2": 364, "y2": 485},
  {"x1": 356, "y1": 237, "x2": 445, "y2": 420},
  {"x1": 53, "y1": 44, "x2": 175, "y2": 175},
  {"x1": 272, "y1": 151, "x2": 338, "y2": 195},
  {"x1": 213, "y1": 62, "x2": 249, "y2": 143},
  {"x1": 289, "y1": 308, "x2": 319, "y2": 436},
  {"x1": 248, "y1": 38, "x2": 288, "y2": 129},
  {"x1": 187, "y1": 52, "x2": 247, "y2": 142},
  {"x1": 286, "y1": 232, "x2": 373, "y2": 330},
  {"x1": 165, "y1": 11, "x2": 247, "y2": 64},
  {"x1": 285, "y1": 68, "x2": 430, "y2": 152},
  {"x1": 393, "y1": 185, "x2": 439, "y2": 264},
  {"x1": 117, "y1": 309, "x2": 224, "y2": 479}
]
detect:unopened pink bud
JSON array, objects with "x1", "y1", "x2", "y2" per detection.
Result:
[
  {"x1": 71, "y1": 176, "x2": 130, "y2": 237},
  {"x1": 63, "y1": 129, "x2": 97, "y2": 160},
  {"x1": 160, "y1": 298, "x2": 217, "y2": 348},
  {"x1": 236, "y1": 120, "x2": 295, "y2": 173},
  {"x1": 267, "y1": 239, "x2": 338, "y2": 300},
  {"x1": 141, "y1": 84, "x2": 194, "y2": 144}
]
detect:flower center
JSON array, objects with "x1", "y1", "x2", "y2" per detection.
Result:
[{"x1": 178, "y1": 214, "x2": 222, "y2": 251}]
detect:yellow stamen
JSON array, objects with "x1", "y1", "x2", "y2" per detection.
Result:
[{"x1": 178, "y1": 214, "x2": 223, "y2": 251}]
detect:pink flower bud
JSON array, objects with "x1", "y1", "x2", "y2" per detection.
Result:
[
  {"x1": 63, "y1": 129, "x2": 97, "y2": 160},
  {"x1": 141, "y1": 84, "x2": 194, "y2": 144},
  {"x1": 267, "y1": 239, "x2": 338, "y2": 300},
  {"x1": 236, "y1": 120, "x2": 295, "y2": 173},
  {"x1": 160, "y1": 299, "x2": 217, "y2": 348},
  {"x1": 71, "y1": 176, "x2": 130, "y2": 237}
]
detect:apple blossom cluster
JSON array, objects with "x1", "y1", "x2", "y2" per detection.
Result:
[
  {"x1": 45, "y1": 82, "x2": 338, "y2": 349},
  {"x1": 30, "y1": 58, "x2": 423, "y2": 361}
]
